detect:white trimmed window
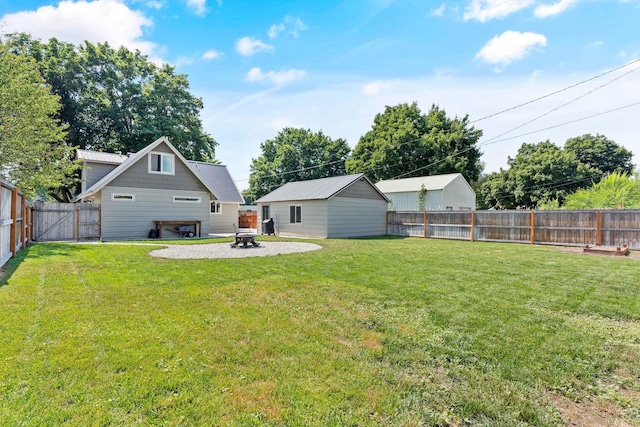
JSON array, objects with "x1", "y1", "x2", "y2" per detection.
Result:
[
  {"x1": 211, "y1": 201, "x2": 221, "y2": 214},
  {"x1": 289, "y1": 205, "x2": 302, "y2": 224},
  {"x1": 149, "y1": 152, "x2": 174, "y2": 175},
  {"x1": 173, "y1": 196, "x2": 201, "y2": 203},
  {"x1": 111, "y1": 193, "x2": 135, "y2": 202}
]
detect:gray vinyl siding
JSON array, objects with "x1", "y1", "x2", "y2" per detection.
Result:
[
  {"x1": 334, "y1": 178, "x2": 384, "y2": 200},
  {"x1": 327, "y1": 197, "x2": 387, "y2": 238},
  {"x1": 259, "y1": 200, "x2": 328, "y2": 238},
  {"x1": 110, "y1": 142, "x2": 208, "y2": 192},
  {"x1": 100, "y1": 186, "x2": 210, "y2": 239},
  {"x1": 209, "y1": 202, "x2": 239, "y2": 233},
  {"x1": 82, "y1": 162, "x2": 119, "y2": 192}
]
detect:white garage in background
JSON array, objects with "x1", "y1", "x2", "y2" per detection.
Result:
[{"x1": 376, "y1": 173, "x2": 476, "y2": 211}]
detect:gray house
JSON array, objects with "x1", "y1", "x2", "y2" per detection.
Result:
[
  {"x1": 74, "y1": 136, "x2": 243, "y2": 239},
  {"x1": 255, "y1": 174, "x2": 389, "y2": 238},
  {"x1": 376, "y1": 173, "x2": 476, "y2": 211}
]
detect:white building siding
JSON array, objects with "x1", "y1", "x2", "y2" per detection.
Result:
[
  {"x1": 442, "y1": 178, "x2": 476, "y2": 210},
  {"x1": 327, "y1": 197, "x2": 387, "y2": 238},
  {"x1": 100, "y1": 186, "x2": 210, "y2": 239},
  {"x1": 209, "y1": 202, "x2": 239, "y2": 233},
  {"x1": 387, "y1": 190, "x2": 445, "y2": 211}
]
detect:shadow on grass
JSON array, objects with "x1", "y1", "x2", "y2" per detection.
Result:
[{"x1": 0, "y1": 242, "x2": 91, "y2": 288}]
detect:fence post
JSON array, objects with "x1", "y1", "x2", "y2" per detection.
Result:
[
  {"x1": 10, "y1": 187, "x2": 18, "y2": 257},
  {"x1": 386, "y1": 211, "x2": 389, "y2": 236},
  {"x1": 595, "y1": 210, "x2": 601, "y2": 246},
  {"x1": 470, "y1": 211, "x2": 475, "y2": 242},
  {"x1": 76, "y1": 206, "x2": 80, "y2": 241},
  {"x1": 423, "y1": 212, "x2": 427, "y2": 238},
  {"x1": 98, "y1": 207, "x2": 102, "y2": 241},
  {"x1": 530, "y1": 211, "x2": 535, "y2": 245}
]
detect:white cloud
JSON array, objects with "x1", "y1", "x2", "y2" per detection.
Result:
[
  {"x1": 202, "y1": 49, "x2": 222, "y2": 60},
  {"x1": 476, "y1": 31, "x2": 547, "y2": 69},
  {"x1": 268, "y1": 23, "x2": 285, "y2": 39},
  {"x1": 464, "y1": 0, "x2": 534, "y2": 22},
  {"x1": 433, "y1": 3, "x2": 447, "y2": 16},
  {"x1": 0, "y1": 0, "x2": 156, "y2": 55},
  {"x1": 146, "y1": 0, "x2": 165, "y2": 9},
  {"x1": 245, "y1": 67, "x2": 306, "y2": 85},
  {"x1": 187, "y1": 0, "x2": 206, "y2": 15},
  {"x1": 362, "y1": 81, "x2": 392, "y2": 96},
  {"x1": 235, "y1": 36, "x2": 274, "y2": 56},
  {"x1": 267, "y1": 16, "x2": 308, "y2": 39},
  {"x1": 534, "y1": 0, "x2": 580, "y2": 17}
]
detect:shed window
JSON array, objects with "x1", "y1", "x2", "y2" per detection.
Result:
[
  {"x1": 111, "y1": 193, "x2": 135, "y2": 202},
  {"x1": 173, "y1": 196, "x2": 201, "y2": 203},
  {"x1": 211, "y1": 201, "x2": 221, "y2": 214},
  {"x1": 149, "y1": 152, "x2": 174, "y2": 175},
  {"x1": 289, "y1": 205, "x2": 302, "y2": 224}
]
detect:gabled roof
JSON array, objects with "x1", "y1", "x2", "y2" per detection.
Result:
[
  {"x1": 73, "y1": 136, "x2": 219, "y2": 201},
  {"x1": 255, "y1": 173, "x2": 389, "y2": 203},
  {"x1": 376, "y1": 173, "x2": 471, "y2": 193},
  {"x1": 76, "y1": 149, "x2": 128, "y2": 165},
  {"x1": 188, "y1": 161, "x2": 244, "y2": 204}
]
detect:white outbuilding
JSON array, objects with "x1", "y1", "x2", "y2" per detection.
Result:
[
  {"x1": 255, "y1": 174, "x2": 390, "y2": 238},
  {"x1": 376, "y1": 173, "x2": 476, "y2": 211}
]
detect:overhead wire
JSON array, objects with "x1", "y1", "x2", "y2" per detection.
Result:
[{"x1": 236, "y1": 59, "x2": 640, "y2": 195}]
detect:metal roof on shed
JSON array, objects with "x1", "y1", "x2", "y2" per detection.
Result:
[
  {"x1": 376, "y1": 173, "x2": 464, "y2": 193},
  {"x1": 256, "y1": 173, "x2": 388, "y2": 203}
]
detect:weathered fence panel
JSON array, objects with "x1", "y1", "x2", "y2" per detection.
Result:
[
  {"x1": 32, "y1": 203, "x2": 101, "y2": 242},
  {"x1": 388, "y1": 210, "x2": 640, "y2": 250},
  {"x1": 1, "y1": 179, "x2": 31, "y2": 268}
]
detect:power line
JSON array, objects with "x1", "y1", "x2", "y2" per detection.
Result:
[
  {"x1": 469, "y1": 58, "x2": 640, "y2": 124},
  {"x1": 236, "y1": 62, "x2": 640, "y2": 188}
]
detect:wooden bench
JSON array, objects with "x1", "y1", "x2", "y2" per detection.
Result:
[{"x1": 153, "y1": 220, "x2": 201, "y2": 239}]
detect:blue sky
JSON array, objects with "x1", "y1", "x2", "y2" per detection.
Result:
[{"x1": 1, "y1": 0, "x2": 639, "y2": 190}]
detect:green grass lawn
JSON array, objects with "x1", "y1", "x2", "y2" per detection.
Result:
[{"x1": 1, "y1": 237, "x2": 639, "y2": 426}]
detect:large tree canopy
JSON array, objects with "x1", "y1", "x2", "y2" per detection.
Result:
[
  {"x1": 244, "y1": 128, "x2": 351, "y2": 202},
  {"x1": 480, "y1": 141, "x2": 595, "y2": 209},
  {"x1": 346, "y1": 103, "x2": 483, "y2": 183},
  {"x1": 564, "y1": 133, "x2": 634, "y2": 179},
  {"x1": 0, "y1": 42, "x2": 72, "y2": 199},
  {"x1": 5, "y1": 33, "x2": 217, "y2": 160}
]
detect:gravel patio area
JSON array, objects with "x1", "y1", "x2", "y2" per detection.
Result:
[{"x1": 149, "y1": 241, "x2": 322, "y2": 259}]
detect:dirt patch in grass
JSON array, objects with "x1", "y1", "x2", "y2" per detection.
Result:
[
  {"x1": 553, "y1": 245, "x2": 640, "y2": 260},
  {"x1": 550, "y1": 394, "x2": 633, "y2": 427}
]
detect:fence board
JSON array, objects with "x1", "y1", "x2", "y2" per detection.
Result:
[{"x1": 387, "y1": 210, "x2": 640, "y2": 250}]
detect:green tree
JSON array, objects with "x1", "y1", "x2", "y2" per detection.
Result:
[
  {"x1": 564, "y1": 134, "x2": 634, "y2": 180},
  {"x1": 244, "y1": 128, "x2": 351, "y2": 201},
  {"x1": 346, "y1": 103, "x2": 483, "y2": 183},
  {"x1": 563, "y1": 172, "x2": 640, "y2": 209},
  {"x1": 4, "y1": 33, "x2": 217, "y2": 200},
  {"x1": 480, "y1": 141, "x2": 594, "y2": 209},
  {"x1": 0, "y1": 42, "x2": 73, "y2": 199}
]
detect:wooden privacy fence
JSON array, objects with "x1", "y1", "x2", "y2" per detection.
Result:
[
  {"x1": 238, "y1": 211, "x2": 258, "y2": 228},
  {"x1": 387, "y1": 210, "x2": 640, "y2": 250},
  {"x1": 1, "y1": 179, "x2": 32, "y2": 268},
  {"x1": 31, "y1": 203, "x2": 101, "y2": 242}
]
